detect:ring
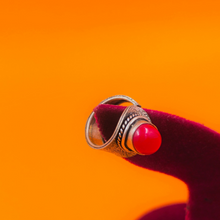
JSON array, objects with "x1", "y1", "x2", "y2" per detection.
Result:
[{"x1": 85, "y1": 95, "x2": 162, "y2": 158}]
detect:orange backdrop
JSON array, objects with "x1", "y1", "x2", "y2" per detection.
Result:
[{"x1": 0, "y1": 1, "x2": 220, "y2": 220}]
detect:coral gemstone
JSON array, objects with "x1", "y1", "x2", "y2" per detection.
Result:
[{"x1": 132, "y1": 123, "x2": 162, "y2": 155}]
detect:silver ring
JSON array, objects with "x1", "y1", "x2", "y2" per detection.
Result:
[{"x1": 85, "y1": 95, "x2": 156, "y2": 158}]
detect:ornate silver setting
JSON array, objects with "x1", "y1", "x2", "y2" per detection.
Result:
[
  {"x1": 117, "y1": 113, "x2": 138, "y2": 147},
  {"x1": 85, "y1": 95, "x2": 155, "y2": 158}
]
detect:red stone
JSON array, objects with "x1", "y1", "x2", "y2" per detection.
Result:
[{"x1": 132, "y1": 123, "x2": 162, "y2": 155}]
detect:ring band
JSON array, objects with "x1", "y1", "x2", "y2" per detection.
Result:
[{"x1": 85, "y1": 95, "x2": 158, "y2": 158}]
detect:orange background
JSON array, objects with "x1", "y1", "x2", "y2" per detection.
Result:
[{"x1": 0, "y1": 1, "x2": 220, "y2": 220}]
